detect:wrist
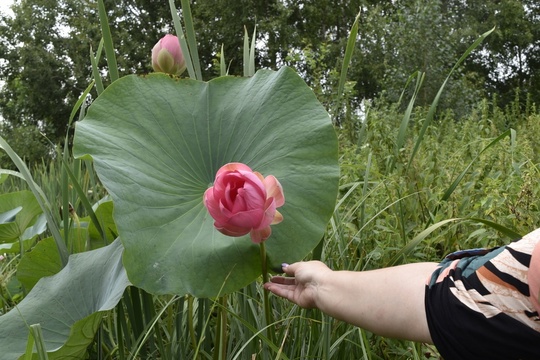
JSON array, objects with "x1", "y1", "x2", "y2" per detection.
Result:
[{"x1": 312, "y1": 267, "x2": 334, "y2": 310}]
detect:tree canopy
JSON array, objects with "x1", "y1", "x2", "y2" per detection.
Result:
[{"x1": 0, "y1": 0, "x2": 539, "y2": 167}]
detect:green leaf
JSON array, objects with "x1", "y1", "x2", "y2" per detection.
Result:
[
  {"x1": 73, "y1": 67, "x2": 339, "y2": 297},
  {"x1": 21, "y1": 214, "x2": 47, "y2": 242},
  {"x1": 29, "y1": 324, "x2": 49, "y2": 360},
  {"x1": 0, "y1": 206, "x2": 22, "y2": 224},
  {"x1": 97, "y1": 0, "x2": 119, "y2": 82},
  {"x1": 0, "y1": 215, "x2": 47, "y2": 254},
  {"x1": 387, "y1": 218, "x2": 461, "y2": 266},
  {"x1": 0, "y1": 135, "x2": 69, "y2": 266},
  {"x1": 0, "y1": 191, "x2": 43, "y2": 244},
  {"x1": 179, "y1": 0, "x2": 202, "y2": 80},
  {"x1": 0, "y1": 239, "x2": 130, "y2": 359},
  {"x1": 0, "y1": 172, "x2": 9, "y2": 185},
  {"x1": 90, "y1": 39, "x2": 105, "y2": 95},
  {"x1": 0, "y1": 238, "x2": 33, "y2": 253},
  {"x1": 17, "y1": 237, "x2": 63, "y2": 291},
  {"x1": 168, "y1": 0, "x2": 196, "y2": 80},
  {"x1": 87, "y1": 199, "x2": 117, "y2": 247},
  {"x1": 333, "y1": 11, "x2": 360, "y2": 123}
]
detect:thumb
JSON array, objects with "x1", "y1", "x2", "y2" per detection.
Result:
[{"x1": 282, "y1": 262, "x2": 300, "y2": 276}]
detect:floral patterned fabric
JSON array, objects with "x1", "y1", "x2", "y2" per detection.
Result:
[{"x1": 425, "y1": 228, "x2": 540, "y2": 360}]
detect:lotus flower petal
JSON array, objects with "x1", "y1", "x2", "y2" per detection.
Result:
[{"x1": 204, "y1": 163, "x2": 285, "y2": 243}]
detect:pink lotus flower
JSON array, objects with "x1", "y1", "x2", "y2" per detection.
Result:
[
  {"x1": 151, "y1": 34, "x2": 186, "y2": 76},
  {"x1": 204, "y1": 163, "x2": 285, "y2": 243}
]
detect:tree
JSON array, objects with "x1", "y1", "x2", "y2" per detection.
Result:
[
  {"x1": 461, "y1": 0, "x2": 540, "y2": 108},
  {"x1": 0, "y1": 0, "x2": 538, "y2": 168},
  {"x1": 0, "y1": 0, "x2": 175, "y2": 168}
]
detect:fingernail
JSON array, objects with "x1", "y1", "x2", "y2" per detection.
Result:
[{"x1": 282, "y1": 263, "x2": 289, "y2": 268}]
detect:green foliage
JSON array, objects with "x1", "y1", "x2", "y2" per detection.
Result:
[
  {"x1": 0, "y1": 191, "x2": 42, "y2": 246},
  {"x1": 0, "y1": 239, "x2": 129, "y2": 359},
  {"x1": 0, "y1": 126, "x2": 51, "y2": 170},
  {"x1": 16, "y1": 237, "x2": 62, "y2": 291},
  {"x1": 334, "y1": 101, "x2": 540, "y2": 268}
]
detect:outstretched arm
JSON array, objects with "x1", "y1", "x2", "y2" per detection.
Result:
[{"x1": 264, "y1": 260, "x2": 438, "y2": 343}]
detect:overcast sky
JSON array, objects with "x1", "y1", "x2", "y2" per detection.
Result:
[{"x1": 0, "y1": 0, "x2": 14, "y2": 17}]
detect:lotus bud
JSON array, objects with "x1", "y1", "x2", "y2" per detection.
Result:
[{"x1": 151, "y1": 34, "x2": 186, "y2": 76}]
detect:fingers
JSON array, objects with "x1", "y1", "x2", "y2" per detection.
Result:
[
  {"x1": 268, "y1": 275, "x2": 296, "y2": 285},
  {"x1": 264, "y1": 282, "x2": 294, "y2": 301}
]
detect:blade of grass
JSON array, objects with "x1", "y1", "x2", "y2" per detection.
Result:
[
  {"x1": 243, "y1": 26, "x2": 250, "y2": 77},
  {"x1": 61, "y1": 151, "x2": 71, "y2": 252},
  {"x1": 180, "y1": 0, "x2": 202, "y2": 80},
  {"x1": 168, "y1": 0, "x2": 196, "y2": 79},
  {"x1": 193, "y1": 273, "x2": 233, "y2": 359},
  {"x1": 124, "y1": 288, "x2": 145, "y2": 357},
  {"x1": 249, "y1": 25, "x2": 257, "y2": 76},
  {"x1": 30, "y1": 324, "x2": 49, "y2": 360},
  {"x1": 220, "y1": 44, "x2": 226, "y2": 76},
  {"x1": 117, "y1": 298, "x2": 133, "y2": 354},
  {"x1": 357, "y1": 328, "x2": 372, "y2": 360},
  {"x1": 226, "y1": 312, "x2": 293, "y2": 360},
  {"x1": 440, "y1": 129, "x2": 514, "y2": 202},
  {"x1": 395, "y1": 71, "x2": 424, "y2": 163},
  {"x1": 407, "y1": 27, "x2": 495, "y2": 170},
  {"x1": 387, "y1": 218, "x2": 460, "y2": 266},
  {"x1": 129, "y1": 293, "x2": 177, "y2": 360},
  {"x1": 90, "y1": 39, "x2": 105, "y2": 95},
  {"x1": 0, "y1": 169, "x2": 25, "y2": 180},
  {"x1": 68, "y1": 82, "x2": 94, "y2": 131},
  {"x1": 465, "y1": 217, "x2": 522, "y2": 240},
  {"x1": 115, "y1": 305, "x2": 126, "y2": 359},
  {"x1": 0, "y1": 135, "x2": 69, "y2": 266},
  {"x1": 333, "y1": 11, "x2": 360, "y2": 124},
  {"x1": 23, "y1": 330, "x2": 35, "y2": 360},
  {"x1": 323, "y1": 314, "x2": 330, "y2": 359},
  {"x1": 358, "y1": 151, "x2": 372, "y2": 231},
  {"x1": 97, "y1": 0, "x2": 119, "y2": 82},
  {"x1": 59, "y1": 156, "x2": 108, "y2": 245},
  {"x1": 61, "y1": 81, "x2": 95, "y2": 251},
  {"x1": 328, "y1": 326, "x2": 358, "y2": 356},
  {"x1": 388, "y1": 216, "x2": 522, "y2": 266}
]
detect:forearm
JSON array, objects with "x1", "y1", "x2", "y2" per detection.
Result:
[
  {"x1": 315, "y1": 270, "x2": 383, "y2": 324},
  {"x1": 314, "y1": 263, "x2": 438, "y2": 343}
]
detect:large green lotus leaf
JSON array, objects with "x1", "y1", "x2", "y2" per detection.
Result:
[
  {"x1": 73, "y1": 67, "x2": 339, "y2": 297},
  {"x1": 0, "y1": 238, "x2": 129, "y2": 359},
  {"x1": 87, "y1": 199, "x2": 117, "y2": 247},
  {"x1": 0, "y1": 191, "x2": 43, "y2": 244},
  {"x1": 0, "y1": 206, "x2": 21, "y2": 223},
  {"x1": 0, "y1": 214, "x2": 48, "y2": 254},
  {"x1": 16, "y1": 236, "x2": 63, "y2": 291}
]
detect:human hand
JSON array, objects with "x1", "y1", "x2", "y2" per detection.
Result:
[{"x1": 263, "y1": 260, "x2": 332, "y2": 309}]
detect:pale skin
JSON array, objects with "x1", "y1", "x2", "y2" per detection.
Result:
[{"x1": 264, "y1": 260, "x2": 439, "y2": 343}]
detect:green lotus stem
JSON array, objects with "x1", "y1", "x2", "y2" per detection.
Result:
[
  {"x1": 214, "y1": 295, "x2": 228, "y2": 360},
  {"x1": 187, "y1": 295, "x2": 197, "y2": 353},
  {"x1": 260, "y1": 242, "x2": 274, "y2": 346}
]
